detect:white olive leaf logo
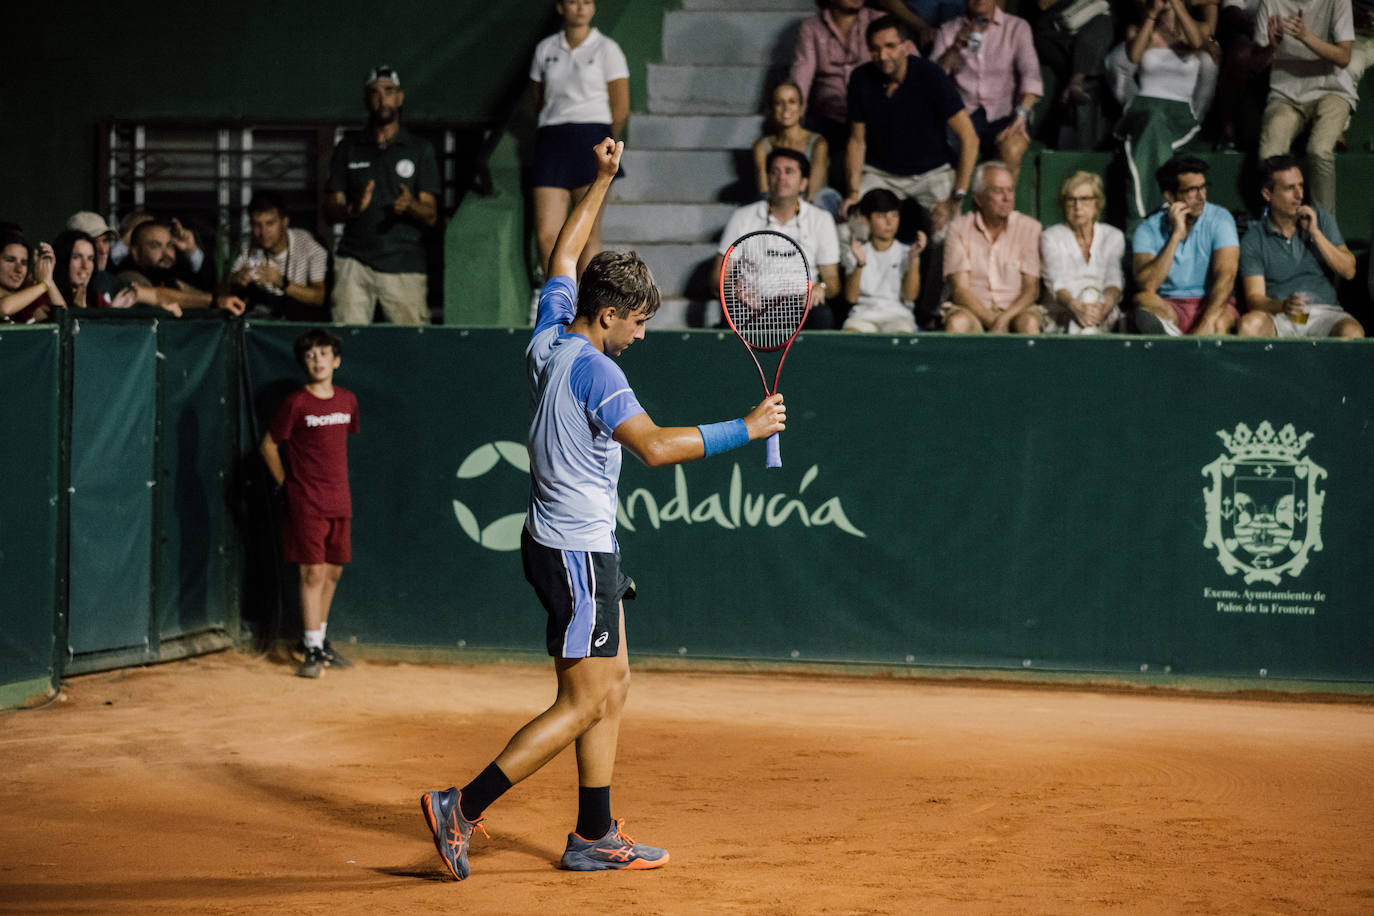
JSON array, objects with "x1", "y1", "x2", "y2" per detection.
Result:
[{"x1": 453, "y1": 441, "x2": 528, "y2": 551}]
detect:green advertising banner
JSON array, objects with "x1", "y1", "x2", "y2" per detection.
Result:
[
  {"x1": 0, "y1": 326, "x2": 62, "y2": 703},
  {"x1": 243, "y1": 326, "x2": 1374, "y2": 682}
]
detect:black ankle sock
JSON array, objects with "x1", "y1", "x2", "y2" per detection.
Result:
[
  {"x1": 576, "y1": 786, "x2": 611, "y2": 840},
  {"x1": 459, "y1": 763, "x2": 512, "y2": 822}
]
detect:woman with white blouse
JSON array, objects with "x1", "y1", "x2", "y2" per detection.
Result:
[
  {"x1": 1040, "y1": 171, "x2": 1125, "y2": 334},
  {"x1": 529, "y1": 0, "x2": 630, "y2": 283}
]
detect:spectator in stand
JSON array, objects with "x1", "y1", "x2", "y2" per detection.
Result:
[
  {"x1": 0, "y1": 233, "x2": 61, "y2": 324},
  {"x1": 1040, "y1": 171, "x2": 1126, "y2": 334},
  {"x1": 874, "y1": 0, "x2": 965, "y2": 51},
  {"x1": 841, "y1": 189, "x2": 926, "y2": 332},
  {"x1": 715, "y1": 148, "x2": 841, "y2": 328},
  {"x1": 1237, "y1": 155, "x2": 1362, "y2": 339},
  {"x1": 791, "y1": 0, "x2": 888, "y2": 190},
  {"x1": 52, "y1": 229, "x2": 139, "y2": 310},
  {"x1": 229, "y1": 191, "x2": 329, "y2": 320},
  {"x1": 843, "y1": 16, "x2": 979, "y2": 236},
  {"x1": 931, "y1": 0, "x2": 1043, "y2": 183},
  {"x1": 66, "y1": 212, "x2": 125, "y2": 307},
  {"x1": 752, "y1": 82, "x2": 839, "y2": 216},
  {"x1": 324, "y1": 66, "x2": 439, "y2": 325},
  {"x1": 108, "y1": 209, "x2": 151, "y2": 267},
  {"x1": 1131, "y1": 154, "x2": 1239, "y2": 335},
  {"x1": 1211, "y1": 0, "x2": 1267, "y2": 151},
  {"x1": 114, "y1": 220, "x2": 245, "y2": 316},
  {"x1": 1253, "y1": 0, "x2": 1357, "y2": 213},
  {"x1": 1029, "y1": 0, "x2": 1116, "y2": 144},
  {"x1": 1116, "y1": 0, "x2": 1212, "y2": 220},
  {"x1": 529, "y1": 0, "x2": 630, "y2": 283},
  {"x1": 940, "y1": 160, "x2": 1045, "y2": 334}
]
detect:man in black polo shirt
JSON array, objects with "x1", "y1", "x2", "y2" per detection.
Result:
[
  {"x1": 325, "y1": 66, "x2": 440, "y2": 325},
  {"x1": 843, "y1": 15, "x2": 978, "y2": 236}
]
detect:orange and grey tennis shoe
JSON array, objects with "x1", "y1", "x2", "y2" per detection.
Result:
[
  {"x1": 421, "y1": 787, "x2": 488, "y2": 880},
  {"x1": 560, "y1": 818, "x2": 669, "y2": 871}
]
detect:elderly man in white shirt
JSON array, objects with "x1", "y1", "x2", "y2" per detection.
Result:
[
  {"x1": 714, "y1": 147, "x2": 842, "y2": 328},
  {"x1": 1254, "y1": 0, "x2": 1357, "y2": 212}
]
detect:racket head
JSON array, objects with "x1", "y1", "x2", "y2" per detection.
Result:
[{"x1": 718, "y1": 229, "x2": 813, "y2": 353}]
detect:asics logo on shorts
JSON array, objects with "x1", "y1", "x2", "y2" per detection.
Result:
[{"x1": 594, "y1": 631, "x2": 609, "y2": 648}]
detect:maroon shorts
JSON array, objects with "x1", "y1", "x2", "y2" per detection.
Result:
[
  {"x1": 1164, "y1": 296, "x2": 1240, "y2": 333},
  {"x1": 283, "y1": 511, "x2": 351, "y2": 566}
]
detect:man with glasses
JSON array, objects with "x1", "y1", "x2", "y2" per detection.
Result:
[{"x1": 1130, "y1": 154, "x2": 1240, "y2": 335}]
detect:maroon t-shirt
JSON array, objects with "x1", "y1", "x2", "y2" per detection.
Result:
[{"x1": 269, "y1": 386, "x2": 359, "y2": 518}]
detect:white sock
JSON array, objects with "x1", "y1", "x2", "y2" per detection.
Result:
[
  {"x1": 304, "y1": 629, "x2": 324, "y2": 650},
  {"x1": 320, "y1": 621, "x2": 328, "y2": 639}
]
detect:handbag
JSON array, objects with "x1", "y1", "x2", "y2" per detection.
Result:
[{"x1": 1055, "y1": 0, "x2": 1112, "y2": 34}]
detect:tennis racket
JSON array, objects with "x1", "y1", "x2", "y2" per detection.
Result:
[{"x1": 718, "y1": 229, "x2": 812, "y2": 468}]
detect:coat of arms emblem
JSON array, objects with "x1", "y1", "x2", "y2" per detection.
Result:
[{"x1": 1202, "y1": 422, "x2": 1325, "y2": 584}]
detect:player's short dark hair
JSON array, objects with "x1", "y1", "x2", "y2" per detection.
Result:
[
  {"x1": 294, "y1": 328, "x2": 342, "y2": 366},
  {"x1": 130, "y1": 219, "x2": 173, "y2": 247},
  {"x1": 765, "y1": 147, "x2": 810, "y2": 178},
  {"x1": 1155, "y1": 154, "x2": 1209, "y2": 194},
  {"x1": 576, "y1": 249, "x2": 661, "y2": 320},
  {"x1": 1259, "y1": 154, "x2": 1303, "y2": 193},
  {"x1": 866, "y1": 14, "x2": 909, "y2": 46},
  {"x1": 248, "y1": 190, "x2": 288, "y2": 217},
  {"x1": 858, "y1": 188, "x2": 901, "y2": 216}
]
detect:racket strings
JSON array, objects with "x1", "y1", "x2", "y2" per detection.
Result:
[{"x1": 721, "y1": 236, "x2": 811, "y2": 350}]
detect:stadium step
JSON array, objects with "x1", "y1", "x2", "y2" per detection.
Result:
[
  {"x1": 647, "y1": 64, "x2": 778, "y2": 116},
  {"x1": 629, "y1": 114, "x2": 764, "y2": 151},
  {"x1": 612, "y1": 149, "x2": 752, "y2": 204},
  {"x1": 621, "y1": 242, "x2": 721, "y2": 303},
  {"x1": 662, "y1": 10, "x2": 808, "y2": 66},
  {"x1": 602, "y1": 202, "x2": 740, "y2": 245}
]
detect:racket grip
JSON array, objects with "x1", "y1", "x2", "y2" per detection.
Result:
[{"x1": 765, "y1": 433, "x2": 781, "y2": 468}]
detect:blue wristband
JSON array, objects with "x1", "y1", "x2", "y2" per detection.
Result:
[{"x1": 698, "y1": 418, "x2": 750, "y2": 457}]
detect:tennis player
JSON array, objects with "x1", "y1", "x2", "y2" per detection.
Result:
[{"x1": 420, "y1": 137, "x2": 786, "y2": 880}]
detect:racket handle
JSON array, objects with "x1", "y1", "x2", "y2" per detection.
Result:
[{"x1": 765, "y1": 433, "x2": 781, "y2": 468}]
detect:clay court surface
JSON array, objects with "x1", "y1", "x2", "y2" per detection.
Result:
[{"x1": 2, "y1": 652, "x2": 1372, "y2": 915}]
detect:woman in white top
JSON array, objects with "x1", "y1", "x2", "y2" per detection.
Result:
[
  {"x1": 1113, "y1": 0, "x2": 1212, "y2": 219},
  {"x1": 1040, "y1": 171, "x2": 1125, "y2": 334},
  {"x1": 530, "y1": 0, "x2": 630, "y2": 281}
]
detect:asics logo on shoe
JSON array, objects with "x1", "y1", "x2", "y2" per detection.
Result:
[{"x1": 596, "y1": 846, "x2": 635, "y2": 862}]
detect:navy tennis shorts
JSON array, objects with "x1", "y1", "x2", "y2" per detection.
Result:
[
  {"x1": 521, "y1": 528, "x2": 636, "y2": 659},
  {"x1": 531, "y1": 123, "x2": 627, "y2": 189}
]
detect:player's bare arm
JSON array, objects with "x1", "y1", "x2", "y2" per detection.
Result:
[
  {"x1": 613, "y1": 395, "x2": 786, "y2": 467},
  {"x1": 259, "y1": 432, "x2": 286, "y2": 487},
  {"x1": 548, "y1": 138, "x2": 622, "y2": 279}
]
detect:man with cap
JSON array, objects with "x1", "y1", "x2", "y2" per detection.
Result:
[{"x1": 324, "y1": 65, "x2": 440, "y2": 325}]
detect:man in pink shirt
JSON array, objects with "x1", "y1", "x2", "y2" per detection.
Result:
[
  {"x1": 791, "y1": 0, "x2": 888, "y2": 186},
  {"x1": 932, "y1": 0, "x2": 1042, "y2": 182},
  {"x1": 941, "y1": 161, "x2": 1044, "y2": 333}
]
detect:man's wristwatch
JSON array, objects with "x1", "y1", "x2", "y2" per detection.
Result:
[
  {"x1": 1015, "y1": 104, "x2": 1033, "y2": 125},
  {"x1": 951, "y1": 188, "x2": 967, "y2": 202}
]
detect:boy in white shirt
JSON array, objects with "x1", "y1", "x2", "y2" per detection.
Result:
[{"x1": 841, "y1": 189, "x2": 926, "y2": 333}]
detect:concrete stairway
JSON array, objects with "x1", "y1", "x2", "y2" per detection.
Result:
[{"x1": 611, "y1": 0, "x2": 814, "y2": 327}]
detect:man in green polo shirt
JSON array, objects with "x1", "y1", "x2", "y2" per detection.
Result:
[
  {"x1": 325, "y1": 65, "x2": 440, "y2": 325},
  {"x1": 1236, "y1": 154, "x2": 1363, "y2": 339}
]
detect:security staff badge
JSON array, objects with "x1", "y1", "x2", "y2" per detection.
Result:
[{"x1": 1202, "y1": 421, "x2": 1325, "y2": 585}]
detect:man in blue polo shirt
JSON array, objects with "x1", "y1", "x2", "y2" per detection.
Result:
[
  {"x1": 1131, "y1": 154, "x2": 1240, "y2": 336},
  {"x1": 1236, "y1": 155, "x2": 1363, "y2": 339},
  {"x1": 325, "y1": 66, "x2": 439, "y2": 326},
  {"x1": 843, "y1": 15, "x2": 979, "y2": 235},
  {"x1": 418, "y1": 139, "x2": 786, "y2": 882}
]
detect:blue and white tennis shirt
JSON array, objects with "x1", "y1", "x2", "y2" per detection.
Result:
[{"x1": 524, "y1": 275, "x2": 646, "y2": 552}]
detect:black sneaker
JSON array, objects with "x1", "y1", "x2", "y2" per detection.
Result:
[
  {"x1": 297, "y1": 646, "x2": 326, "y2": 679},
  {"x1": 322, "y1": 639, "x2": 353, "y2": 669}
]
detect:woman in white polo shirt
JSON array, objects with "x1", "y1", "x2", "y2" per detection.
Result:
[{"x1": 530, "y1": 0, "x2": 630, "y2": 282}]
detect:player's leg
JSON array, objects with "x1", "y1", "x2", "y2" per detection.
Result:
[
  {"x1": 297, "y1": 562, "x2": 331, "y2": 678},
  {"x1": 534, "y1": 186, "x2": 572, "y2": 278}
]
